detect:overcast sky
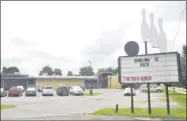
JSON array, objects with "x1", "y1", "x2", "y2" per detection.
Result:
[{"x1": 1, "y1": 1, "x2": 186, "y2": 76}]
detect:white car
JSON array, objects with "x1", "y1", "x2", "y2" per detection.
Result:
[
  {"x1": 17, "y1": 86, "x2": 24, "y2": 92},
  {"x1": 69, "y1": 86, "x2": 84, "y2": 96},
  {"x1": 42, "y1": 86, "x2": 54, "y2": 96},
  {"x1": 140, "y1": 84, "x2": 162, "y2": 93},
  {"x1": 1, "y1": 88, "x2": 7, "y2": 97},
  {"x1": 124, "y1": 87, "x2": 135, "y2": 96}
]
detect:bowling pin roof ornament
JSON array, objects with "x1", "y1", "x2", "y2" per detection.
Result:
[
  {"x1": 149, "y1": 13, "x2": 159, "y2": 48},
  {"x1": 141, "y1": 8, "x2": 149, "y2": 43},
  {"x1": 157, "y1": 18, "x2": 168, "y2": 53}
]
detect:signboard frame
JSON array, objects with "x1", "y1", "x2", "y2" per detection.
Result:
[{"x1": 118, "y1": 52, "x2": 182, "y2": 84}]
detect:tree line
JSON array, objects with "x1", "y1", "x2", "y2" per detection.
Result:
[{"x1": 1, "y1": 65, "x2": 118, "y2": 76}]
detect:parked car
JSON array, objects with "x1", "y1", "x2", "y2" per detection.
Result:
[
  {"x1": 124, "y1": 87, "x2": 135, "y2": 96},
  {"x1": 25, "y1": 87, "x2": 37, "y2": 96},
  {"x1": 38, "y1": 85, "x2": 45, "y2": 92},
  {"x1": 17, "y1": 85, "x2": 24, "y2": 92},
  {"x1": 140, "y1": 84, "x2": 162, "y2": 93},
  {"x1": 42, "y1": 86, "x2": 54, "y2": 96},
  {"x1": 8, "y1": 87, "x2": 22, "y2": 97},
  {"x1": 69, "y1": 86, "x2": 84, "y2": 96},
  {"x1": 56, "y1": 85, "x2": 69, "y2": 96},
  {"x1": 1, "y1": 88, "x2": 7, "y2": 97}
]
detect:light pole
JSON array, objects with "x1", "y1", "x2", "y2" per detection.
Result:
[
  {"x1": 88, "y1": 61, "x2": 91, "y2": 67},
  {"x1": 88, "y1": 60, "x2": 93, "y2": 94}
]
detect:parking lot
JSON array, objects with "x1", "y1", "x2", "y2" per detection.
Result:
[{"x1": 1, "y1": 89, "x2": 181, "y2": 120}]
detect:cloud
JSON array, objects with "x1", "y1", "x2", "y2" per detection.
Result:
[
  {"x1": 1, "y1": 37, "x2": 77, "y2": 75},
  {"x1": 153, "y1": 1, "x2": 186, "y2": 22},
  {"x1": 81, "y1": 26, "x2": 125, "y2": 68},
  {"x1": 10, "y1": 37, "x2": 36, "y2": 47}
]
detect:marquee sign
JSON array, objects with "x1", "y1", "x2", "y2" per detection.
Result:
[{"x1": 118, "y1": 52, "x2": 181, "y2": 84}]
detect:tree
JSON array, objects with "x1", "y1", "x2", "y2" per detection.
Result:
[
  {"x1": 97, "y1": 68, "x2": 106, "y2": 73},
  {"x1": 180, "y1": 45, "x2": 186, "y2": 88},
  {"x1": 79, "y1": 66, "x2": 94, "y2": 76},
  {"x1": 67, "y1": 71, "x2": 73, "y2": 76},
  {"x1": 39, "y1": 65, "x2": 53, "y2": 76},
  {"x1": 97, "y1": 67, "x2": 118, "y2": 76},
  {"x1": 105, "y1": 67, "x2": 113, "y2": 72},
  {"x1": 1, "y1": 66, "x2": 20, "y2": 74},
  {"x1": 113, "y1": 68, "x2": 118, "y2": 75},
  {"x1": 53, "y1": 68, "x2": 62, "y2": 76}
]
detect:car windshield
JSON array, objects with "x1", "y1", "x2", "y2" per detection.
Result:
[
  {"x1": 72, "y1": 86, "x2": 81, "y2": 90},
  {"x1": 45, "y1": 87, "x2": 52, "y2": 89},
  {"x1": 27, "y1": 87, "x2": 35, "y2": 90}
]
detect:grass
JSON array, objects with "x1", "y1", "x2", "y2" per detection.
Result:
[
  {"x1": 135, "y1": 101, "x2": 152, "y2": 104},
  {"x1": 162, "y1": 87, "x2": 186, "y2": 108},
  {"x1": 92, "y1": 108, "x2": 186, "y2": 119},
  {"x1": 91, "y1": 86, "x2": 186, "y2": 119},
  {"x1": 1, "y1": 105, "x2": 16, "y2": 110},
  {"x1": 84, "y1": 92, "x2": 101, "y2": 96}
]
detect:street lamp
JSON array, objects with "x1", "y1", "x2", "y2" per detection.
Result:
[{"x1": 88, "y1": 61, "x2": 91, "y2": 67}]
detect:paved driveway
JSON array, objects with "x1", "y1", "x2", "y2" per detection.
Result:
[{"x1": 1, "y1": 89, "x2": 181, "y2": 120}]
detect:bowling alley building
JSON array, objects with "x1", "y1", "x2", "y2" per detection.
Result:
[{"x1": 1, "y1": 72, "x2": 120, "y2": 90}]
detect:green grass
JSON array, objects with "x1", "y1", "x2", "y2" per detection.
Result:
[
  {"x1": 91, "y1": 87, "x2": 186, "y2": 119},
  {"x1": 92, "y1": 108, "x2": 186, "y2": 119},
  {"x1": 1, "y1": 105, "x2": 16, "y2": 110},
  {"x1": 161, "y1": 87, "x2": 186, "y2": 108},
  {"x1": 84, "y1": 92, "x2": 100, "y2": 96}
]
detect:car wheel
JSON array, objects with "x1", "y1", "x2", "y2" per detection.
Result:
[
  {"x1": 157, "y1": 89, "x2": 162, "y2": 93},
  {"x1": 42, "y1": 94, "x2": 45, "y2": 96},
  {"x1": 8, "y1": 94, "x2": 11, "y2": 97}
]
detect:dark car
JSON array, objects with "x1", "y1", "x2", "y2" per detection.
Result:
[
  {"x1": 38, "y1": 85, "x2": 45, "y2": 92},
  {"x1": 8, "y1": 87, "x2": 22, "y2": 97},
  {"x1": 56, "y1": 86, "x2": 69, "y2": 96}
]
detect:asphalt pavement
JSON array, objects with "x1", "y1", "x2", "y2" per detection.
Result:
[{"x1": 1, "y1": 89, "x2": 182, "y2": 120}]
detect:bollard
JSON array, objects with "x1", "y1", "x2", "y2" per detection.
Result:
[{"x1": 115, "y1": 104, "x2": 118, "y2": 113}]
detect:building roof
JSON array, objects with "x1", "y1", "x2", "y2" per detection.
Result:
[
  {"x1": 1, "y1": 73, "x2": 29, "y2": 78},
  {"x1": 96, "y1": 72, "x2": 113, "y2": 76},
  {"x1": 33, "y1": 75, "x2": 98, "y2": 80}
]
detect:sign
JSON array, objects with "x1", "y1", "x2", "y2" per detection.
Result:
[{"x1": 118, "y1": 52, "x2": 181, "y2": 84}]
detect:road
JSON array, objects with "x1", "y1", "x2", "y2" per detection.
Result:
[{"x1": 1, "y1": 89, "x2": 182, "y2": 120}]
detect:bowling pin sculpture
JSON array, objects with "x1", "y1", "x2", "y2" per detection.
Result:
[
  {"x1": 141, "y1": 8, "x2": 149, "y2": 42},
  {"x1": 157, "y1": 18, "x2": 168, "y2": 52},
  {"x1": 149, "y1": 13, "x2": 159, "y2": 48}
]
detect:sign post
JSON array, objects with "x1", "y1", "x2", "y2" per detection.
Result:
[
  {"x1": 165, "y1": 84, "x2": 170, "y2": 115},
  {"x1": 144, "y1": 41, "x2": 151, "y2": 115},
  {"x1": 130, "y1": 86, "x2": 134, "y2": 113}
]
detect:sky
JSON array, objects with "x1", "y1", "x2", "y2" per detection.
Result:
[{"x1": 1, "y1": 1, "x2": 186, "y2": 76}]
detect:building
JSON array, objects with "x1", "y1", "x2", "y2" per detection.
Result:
[
  {"x1": 1, "y1": 72, "x2": 121, "y2": 90},
  {"x1": 1, "y1": 73, "x2": 36, "y2": 90}
]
